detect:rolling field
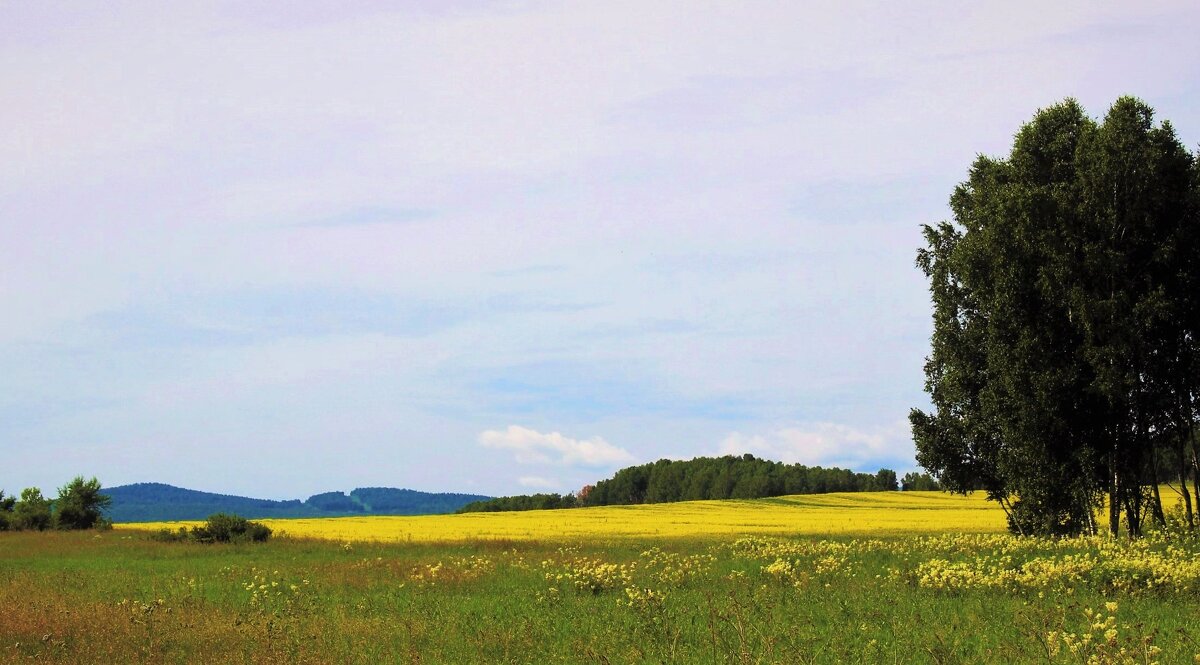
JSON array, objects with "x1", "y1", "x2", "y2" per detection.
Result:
[
  {"x1": 3, "y1": 492, "x2": 1199, "y2": 663},
  {"x1": 116, "y1": 491, "x2": 1009, "y2": 542}
]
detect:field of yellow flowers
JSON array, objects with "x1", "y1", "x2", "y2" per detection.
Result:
[
  {"x1": 117, "y1": 490, "x2": 1008, "y2": 542},
  {"x1": 3, "y1": 491, "x2": 1199, "y2": 663}
]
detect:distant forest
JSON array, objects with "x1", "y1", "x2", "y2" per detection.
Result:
[
  {"x1": 107, "y1": 483, "x2": 490, "y2": 522},
  {"x1": 459, "y1": 455, "x2": 940, "y2": 513}
]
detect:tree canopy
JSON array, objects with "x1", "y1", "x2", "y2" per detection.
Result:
[
  {"x1": 0, "y1": 477, "x2": 112, "y2": 531},
  {"x1": 56, "y1": 476, "x2": 112, "y2": 530},
  {"x1": 911, "y1": 97, "x2": 1200, "y2": 537},
  {"x1": 460, "y1": 455, "x2": 899, "y2": 513}
]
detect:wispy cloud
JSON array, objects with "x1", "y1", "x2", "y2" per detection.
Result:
[
  {"x1": 517, "y1": 475, "x2": 560, "y2": 490},
  {"x1": 480, "y1": 425, "x2": 635, "y2": 467},
  {"x1": 718, "y1": 421, "x2": 915, "y2": 471}
]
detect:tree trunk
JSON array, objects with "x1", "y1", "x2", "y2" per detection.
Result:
[
  {"x1": 999, "y1": 496, "x2": 1024, "y2": 536},
  {"x1": 1108, "y1": 478, "x2": 1121, "y2": 537},
  {"x1": 1192, "y1": 451, "x2": 1200, "y2": 525},
  {"x1": 1124, "y1": 490, "x2": 1142, "y2": 538},
  {"x1": 1081, "y1": 488, "x2": 1097, "y2": 536},
  {"x1": 1189, "y1": 419, "x2": 1200, "y2": 523},
  {"x1": 1108, "y1": 434, "x2": 1122, "y2": 537},
  {"x1": 1150, "y1": 456, "x2": 1166, "y2": 528},
  {"x1": 1177, "y1": 427, "x2": 1194, "y2": 529}
]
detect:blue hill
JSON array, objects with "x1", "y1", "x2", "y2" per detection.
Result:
[{"x1": 106, "y1": 483, "x2": 490, "y2": 522}]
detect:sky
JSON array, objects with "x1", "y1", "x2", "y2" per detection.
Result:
[{"x1": 2, "y1": 1, "x2": 1199, "y2": 500}]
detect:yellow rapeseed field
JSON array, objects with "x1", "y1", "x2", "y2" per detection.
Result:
[{"x1": 118, "y1": 490, "x2": 1007, "y2": 543}]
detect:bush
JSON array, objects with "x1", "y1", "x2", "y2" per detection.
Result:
[
  {"x1": 12, "y1": 488, "x2": 53, "y2": 531},
  {"x1": 150, "y1": 527, "x2": 192, "y2": 542},
  {"x1": 0, "y1": 490, "x2": 12, "y2": 531},
  {"x1": 190, "y1": 513, "x2": 271, "y2": 543}
]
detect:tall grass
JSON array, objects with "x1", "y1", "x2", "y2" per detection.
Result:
[{"x1": 2, "y1": 526, "x2": 1198, "y2": 663}]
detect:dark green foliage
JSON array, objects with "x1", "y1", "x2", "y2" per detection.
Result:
[
  {"x1": 462, "y1": 456, "x2": 899, "y2": 513},
  {"x1": 585, "y1": 455, "x2": 898, "y2": 507},
  {"x1": 104, "y1": 483, "x2": 490, "y2": 522},
  {"x1": 0, "y1": 490, "x2": 14, "y2": 531},
  {"x1": 900, "y1": 472, "x2": 942, "y2": 491},
  {"x1": 458, "y1": 493, "x2": 578, "y2": 513},
  {"x1": 12, "y1": 488, "x2": 53, "y2": 531},
  {"x1": 874, "y1": 469, "x2": 898, "y2": 492},
  {"x1": 150, "y1": 527, "x2": 192, "y2": 542},
  {"x1": 54, "y1": 476, "x2": 112, "y2": 530},
  {"x1": 190, "y1": 513, "x2": 271, "y2": 543},
  {"x1": 1004, "y1": 498, "x2": 1093, "y2": 537},
  {"x1": 912, "y1": 97, "x2": 1200, "y2": 537}
]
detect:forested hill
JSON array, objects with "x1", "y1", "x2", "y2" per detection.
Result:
[
  {"x1": 106, "y1": 483, "x2": 490, "y2": 522},
  {"x1": 459, "y1": 455, "x2": 914, "y2": 513}
]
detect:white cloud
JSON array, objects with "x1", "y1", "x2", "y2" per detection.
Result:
[
  {"x1": 517, "y1": 476, "x2": 560, "y2": 490},
  {"x1": 479, "y1": 425, "x2": 635, "y2": 467},
  {"x1": 718, "y1": 421, "x2": 915, "y2": 471}
]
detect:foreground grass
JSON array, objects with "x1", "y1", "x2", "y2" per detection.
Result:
[{"x1": 3, "y1": 527, "x2": 1199, "y2": 664}]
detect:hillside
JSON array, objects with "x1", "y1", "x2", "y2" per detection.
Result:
[{"x1": 105, "y1": 483, "x2": 490, "y2": 522}]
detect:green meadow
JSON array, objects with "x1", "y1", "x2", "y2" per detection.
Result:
[{"x1": 2, "y1": 518, "x2": 1198, "y2": 663}]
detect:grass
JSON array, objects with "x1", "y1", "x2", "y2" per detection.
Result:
[{"x1": 2, "y1": 492, "x2": 1198, "y2": 663}]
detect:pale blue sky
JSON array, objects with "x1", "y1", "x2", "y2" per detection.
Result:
[{"x1": 2, "y1": 1, "x2": 1198, "y2": 498}]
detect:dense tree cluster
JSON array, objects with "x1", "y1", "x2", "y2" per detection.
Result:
[
  {"x1": 900, "y1": 472, "x2": 942, "y2": 492},
  {"x1": 912, "y1": 97, "x2": 1200, "y2": 537},
  {"x1": 460, "y1": 455, "x2": 899, "y2": 513},
  {"x1": 584, "y1": 455, "x2": 897, "y2": 505},
  {"x1": 0, "y1": 477, "x2": 111, "y2": 531}
]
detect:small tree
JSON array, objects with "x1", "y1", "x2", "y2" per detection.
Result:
[
  {"x1": 55, "y1": 476, "x2": 112, "y2": 530},
  {"x1": 13, "y1": 488, "x2": 53, "y2": 531}
]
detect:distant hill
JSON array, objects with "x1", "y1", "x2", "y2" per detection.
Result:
[{"x1": 106, "y1": 483, "x2": 490, "y2": 522}]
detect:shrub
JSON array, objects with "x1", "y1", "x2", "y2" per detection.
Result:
[
  {"x1": 12, "y1": 488, "x2": 53, "y2": 531},
  {"x1": 0, "y1": 490, "x2": 12, "y2": 531},
  {"x1": 191, "y1": 513, "x2": 271, "y2": 543},
  {"x1": 150, "y1": 527, "x2": 191, "y2": 543}
]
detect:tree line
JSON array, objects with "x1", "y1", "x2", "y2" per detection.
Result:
[
  {"x1": 458, "y1": 455, "x2": 918, "y2": 513},
  {"x1": 912, "y1": 97, "x2": 1200, "y2": 537},
  {"x1": 0, "y1": 476, "x2": 111, "y2": 531}
]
